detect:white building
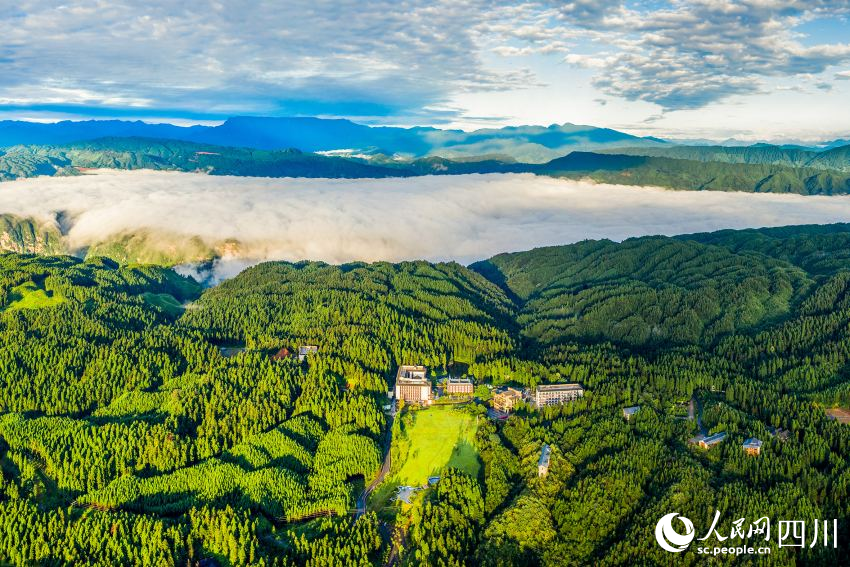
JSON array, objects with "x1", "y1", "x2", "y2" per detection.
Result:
[
  {"x1": 298, "y1": 345, "x2": 318, "y2": 362},
  {"x1": 623, "y1": 406, "x2": 640, "y2": 421},
  {"x1": 534, "y1": 383, "x2": 584, "y2": 407}
]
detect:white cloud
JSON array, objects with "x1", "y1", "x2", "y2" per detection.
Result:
[
  {"x1": 2, "y1": 0, "x2": 533, "y2": 122},
  {"x1": 564, "y1": 1, "x2": 850, "y2": 110},
  {"x1": 2, "y1": 171, "x2": 850, "y2": 271},
  {"x1": 563, "y1": 54, "x2": 608, "y2": 69},
  {"x1": 2, "y1": 0, "x2": 849, "y2": 132}
]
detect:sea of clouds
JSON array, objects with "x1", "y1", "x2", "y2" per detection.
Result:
[{"x1": 3, "y1": 170, "x2": 850, "y2": 280}]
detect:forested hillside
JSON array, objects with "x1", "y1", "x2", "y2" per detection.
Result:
[
  {"x1": 3, "y1": 136, "x2": 850, "y2": 195},
  {"x1": 0, "y1": 138, "x2": 413, "y2": 181},
  {"x1": 538, "y1": 151, "x2": 850, "y2": 194},
  {"x1": 0, "y1": 214, "x2": 63, "y2": 255},
  {"x1": 0, "y1": 255, "x2": 517, "y2": 565},
  {"x1": 600, "y1": 144, "x2": 850, "y2": 172},
  {"x1": 462, "y1": 229, "x2": 850, "y2": 565},
  {"x1": 0, "y1": 137, "x2": 528, "y2": 181},
  {"x1": 2, "y1": 225, "x2": 850, "y2": 565},
  {"x1": 473, "y1": 236, "x2": 809, "y2": 348},
  {"x1": 680, "y1": 223, "x2": 850, "y2": 275}
]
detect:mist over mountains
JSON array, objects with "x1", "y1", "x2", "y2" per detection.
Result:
[
  {"x1": 0, "y1": 117, "x2": 849, "y2": 270},
  {"x1": 4, "y1": 170, "x2": 850, "y2": 273}
]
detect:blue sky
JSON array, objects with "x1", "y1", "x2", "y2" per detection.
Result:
[{"x1": 2, "y1": 1, "x2": 850, "y2": 141}]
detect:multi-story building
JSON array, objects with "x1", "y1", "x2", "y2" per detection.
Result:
[
  {"x1": 298, "y1": 345, "x2": 318, "y2": 362},
  {"x1": 445, "y1": 376, "x2": 474, "y2": 396},
  {"x1": 395, "y1": 365, "x2": 432, "y2": 404},
  {"x1": 492, "y1": 386, "x2": 525, "y2": 412},
  {"x1": 534, "y1": 383, "x2": 584, "y2": 407}
]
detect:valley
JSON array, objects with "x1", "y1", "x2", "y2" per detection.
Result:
[
  {"x1": 4, "y1": 171, "x2": 850, "y2": 270},
  {"x1": 6, "y1": 0, "x2": 850, "y2": 564},
  {"x1": 2, "y1": 225, "x2": 850, "y2": 564}
]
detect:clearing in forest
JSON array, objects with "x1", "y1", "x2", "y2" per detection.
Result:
[
  {"x1": 142, "y1": 292, "x2": 184, "y2": 316},
  {"x1": 4, "y1": 281, "x2": 65, "y2": 311},
  {"x1": 392, "y1": 405, "x2": 480, "y2": 487}
]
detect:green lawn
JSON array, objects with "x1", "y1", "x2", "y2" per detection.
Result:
[
  {"x1": 392, "y1": 405, "x2": 480, "y2": 486},
  {"x1": 5, "y1": 281, "x2": 65, "y2": 311}
]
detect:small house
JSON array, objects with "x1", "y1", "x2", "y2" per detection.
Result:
[
  {"x1": 538, "y1": 444, "x2": 551, "y2": 477},
  {"x1": 768, "y1": 427, "x2": 790, "y2": 442},
  {"x1": 623, "y1": 406, "x2": 640, "y2": 421},
  {"x1": 298, "y1": 345, "x2": 318, "y2": 362},
  {"x1": 742, "y1": 437, "x2": 763, "y2": 456},
  {"x1": 698, "y1": 432, "x2": 727, "y2": 449},
  {"x1": 271, "y1": 347, "x2": 290, "y2": 360}
]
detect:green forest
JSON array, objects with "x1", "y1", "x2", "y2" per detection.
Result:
[{"x1": 2, "y1": 224, "x2": 850, "y2": 565}]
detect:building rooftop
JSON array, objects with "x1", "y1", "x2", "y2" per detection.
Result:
[
  {"x1": 743, "y1": 437, "x2": 763, "y2": 448},
  {"x1": 396, "y1": 376, "x2": 429, "y2": 385},
  {"x1": 447, "y1": 376, "x2": 473, "y2": 384},
  {"x1": 397, "y1": 365, "x2": 429, "y2": 385},
  {"x1": 536, "y1": 383, "x2": 583, "y2": 392},
  {"x1": 298, "y1": 345, "x2": 318, "y2": 354},
  {"x1": 768, "y1": 427, "x2": 790, "y2": 441},
  {"x1": 494, "y1": 386, "x2": 524, "y2": 395},
  {"x1": 538, "y1": 444, "x2": 551, "y2": 468},
  {"x1": 623, "y1": 406, "x2": 641, "y2": 416},
  {"x1": 395, "y1": 486, "x2": 422, "y2": 505},
  {"x1": 702, "y1": 432, "x2": 727, "y2": 445},
  {"x1": 271, "y1": 347, "x2": 290, "y2": 360}
]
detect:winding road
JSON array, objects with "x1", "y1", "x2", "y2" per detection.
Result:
[{"x1": 356, "y1": 407, "x2": 394, "y2": 518}]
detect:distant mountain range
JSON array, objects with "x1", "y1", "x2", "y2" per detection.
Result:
[
  {"x1": 666, "y1": 137, "x2": 850, "y2": 150},
  {"x1": 0, "y1": 137, "x2": 527, "y2": 181},
  {"x1": 0, "y1": 117, "x2": 666, "y2": 163}
]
